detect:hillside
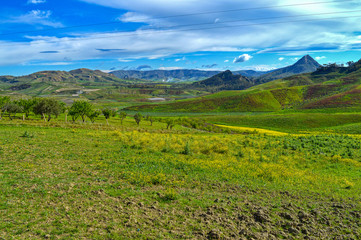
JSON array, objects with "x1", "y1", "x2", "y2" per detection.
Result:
[
  {"x1": 126, "y1": 59, "x2": 361, "y2": 112},
  {"x1": 0, "y1": 68, "x2": 131, "y2": 96},
  {"x1": 111, "y1": 69, "x2": 220, "y2": 82},
  {"x1": 191, "y1": 70, "x2": 254, "y2": 91},
  {"x1": 256, "y1": 55, "x2": 321, "y2": 82},
  {"x1": 111, "y1": 69, "x2": 274, "y2": 82}
]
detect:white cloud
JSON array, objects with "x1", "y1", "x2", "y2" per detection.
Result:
[
  {"x1": 175, "y1": 56, "x2": 186, "y2": 62},
  {"x1": 159, "y1": 67, "x2": 183, "y2": 70},
  {"x1": 242, "y1": 65, "x2": 277, "y2": 71},
  {"x1": 224, "y1": 60, "x2": 229, "y2": 63},
  {"x1": 118, "y1": 59, "x2": 134, "y2": 62},
  {"x1": 315, "y1": 56, "x2": 326, "y2": 60},
  {"x1": 233, "y1": 54, "x2": 252, "y2": 63},
  {"x1": 27, "y1": 0, "x2": 46, "y2": 4},
  {"x1": 2, "y1": 0, "x2": 361, "y2": 66},
  {"x1": 278, "y1": 57, "x2": 285, "y2": 61},
  {"x1": 4, "y1": 10, "x2": 63, "y2": 28}
]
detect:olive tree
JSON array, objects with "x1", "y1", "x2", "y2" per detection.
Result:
[
  {"x1": 0, "y1": 96, "x2": 10, "y2": 120},
  {"x1": 102, "y1": 108, "x2": 116, "y2": 125},
  {"x1": 33, "y1": 98, "x2": 63, "y2": 121},
  {"x1": 16, "y1": 98, "x2": 36, "y2": 120},
  {"x1": 1, "y1": 102, "x2": 22, "y2": 120},
  {"x1": 69, "y1": 100, "x2": 93, "y2": 122},
  {"x1": 119, "y1": 111, "x2": 127, "y2": 125},
  {"x1": 134, "y1": 113, "x2": 142, "y2": 126}
]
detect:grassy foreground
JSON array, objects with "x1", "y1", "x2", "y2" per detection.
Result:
[{"x1": 0, "y1": 119, "x2": 360, "y2": 239}]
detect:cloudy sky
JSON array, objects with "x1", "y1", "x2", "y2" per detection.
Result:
[{"x1": 1, "y1": 0, "x2": 361, "y2": 75}]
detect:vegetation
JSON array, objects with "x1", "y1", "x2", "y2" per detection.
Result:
[
  {"x1": 0, "y1": 118, "x2": 360, "y2": 239},
  {"x1": 2, "y1": 56, "x2": 361, "y2": 239},
  {"x1": 33, "y1": 98, "x2": 63, "y2": 121},
  {"x1": 134, "y1": 113, "x2": 142, "y2": 126}
]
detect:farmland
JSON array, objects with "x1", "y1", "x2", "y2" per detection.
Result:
[{"x1": 0, "y1": 115, "x2": 360, "y2": 239}]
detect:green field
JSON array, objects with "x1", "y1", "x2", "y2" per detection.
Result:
[{"x1": 0, "y1": 115, "x2": 360, "y2": 239}]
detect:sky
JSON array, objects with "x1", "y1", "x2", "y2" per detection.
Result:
[{"x1": 1, "y1": 0, "x2": 361, "y2": 76}]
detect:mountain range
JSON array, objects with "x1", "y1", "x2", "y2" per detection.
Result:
[
  {"x1": 126, "y1": 58, "x2": 361, "y2": 112},
  {"x1": 111, "y1": 55, "x2": 319, "y2": 83}
]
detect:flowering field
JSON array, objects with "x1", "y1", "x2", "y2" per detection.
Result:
[{"x1": 0, "y1": 120, "x2": 360, "y2": 239}]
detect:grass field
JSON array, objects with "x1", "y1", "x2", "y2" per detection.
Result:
[{"x1": 0, "y1": 115, "x2": 360, "y2": 239}]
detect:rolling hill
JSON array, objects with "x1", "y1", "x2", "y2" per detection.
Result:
[
  {"x1": 126, "y1": 59, "x2": 361, "y2": 112},
  {"x1": 110, "y1": 69, "x2": 272, "y2": 82},
  {"x1": 191, "y1": 70, "x2": 254, "y2": 91},
  {"x1": 0, "y1": 68, "x2": 130, "y2": 96}
]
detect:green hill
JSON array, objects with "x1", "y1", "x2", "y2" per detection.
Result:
[{"x1": 126, "y1": 59, "x2": 361, "y2": 112}]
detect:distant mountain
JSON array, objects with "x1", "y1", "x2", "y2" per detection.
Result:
[
  {"x1": 234, "y1": 70, "x2": 273, "y2": 78},
  {"x1": 0, "y1": 68, "x2": 125, "y2": 86},
  {"x1": 257, "y1": 55, "x2": 321, "y2": 82},
  {"x1": 192, "y1": 70, "x2": 253, "y2": 90},
  {"x1": 126, "y1": 58, "x2": 361, "y2": 112},
  {"x1": 0, "y1": 68, "x2": 127, "y2": 95},
  {"x1": 111, "y1": 69, "x2": 220, "y2": 82}
]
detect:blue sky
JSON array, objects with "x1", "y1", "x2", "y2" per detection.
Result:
[{"x1": 1, "y1": 0, "x2": 361, "y2": 75}]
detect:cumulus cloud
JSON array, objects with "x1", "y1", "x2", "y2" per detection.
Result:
[
  {"x1": 233, "y1": 54, "x2": 252, "y2": 63},
  {"x1": 278, "y1": 57, "x2": 285, "y2": 61},
  {"x1": 224, "y1": 60, "x2": 229, "y2": 63}
]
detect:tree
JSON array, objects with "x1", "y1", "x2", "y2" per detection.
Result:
[
  {"x1": 119, "y1": 111, "x2": 127, "y2": 125},
  {"x1": 0, "y1": 96, "x2": 10, "y2": 120},
  {"x1": 1, "y1": 102, "x2": 22, "y2": 120},
  {"x1": 146, "y1": 115, "x2": 154, "y2": 126},
  {"x1": 69, "y1": 100, "x2": 93, "y2": 122},
  {"x1": 87, "y1": 109, "x2": 101, "y2": 123},
  {"x1": 16, "y1": 98, "x2": 36, "y2": 120},
  {"x1": 165, "y1": 118, "x2": 176, "y2": 130},
  {"x1": 134, "y1": 113, "x2": 142, "y2": 126},
  {"x1": 33, "y1": 98, "x2": 63, "y2": 121},
  {"x1": 102, "y1": 108, "x2": 115, "y2": 125}
]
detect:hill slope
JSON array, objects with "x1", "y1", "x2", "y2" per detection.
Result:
[
  {"x1": 0, "y1": 68, "x2": 127, "y2": 96},
  {"x1": 127, "y1": 59, "x2": 361, "y2": 112},
  {"x1": 257, "y1": 55, "x2": 321, "y2": 82},
  {"x1": 191, "y1": 70, "x2": 254, "y2": 91}
]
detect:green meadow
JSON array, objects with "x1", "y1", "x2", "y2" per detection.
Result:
[{"x1": 0, "y1": 114, "x2": 360, "y2": 239}]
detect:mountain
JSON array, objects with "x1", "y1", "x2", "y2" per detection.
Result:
[
  {"x1": 256, "y1": 55, "x2": 321, "y2": 82},
  {"x1": 191, "y1": 70, "x2": 253, "y2": 90},
  {"x1": 111, "y1": 69, "x2": 220, "y2": 82},
  {"x1": 126, "y1": 58, "x2": 361, "y2": 112},
  {"x1": 234, "y1": 70, "x2": 273, "y2": 78},
  {"x1": 0, "y1": 68, "x2": 128, "y2": 96}
]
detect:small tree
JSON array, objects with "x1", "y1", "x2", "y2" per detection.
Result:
[
  {"x1": 87, "y1": 109, "x2": 100, "y2": 123},
  {"x1": 16, "y1": 98, "x2": 36, "y2": 120},
  {"x1": 33, "y1": 98, "x2": 63, "y2": 121},
  {"x1": 102, "y1": 108, "x2": 113, "y2": 125},
  {"x1": 0, "y1": 96, "x2": 10, "y2": 120},
  {"x1": 1, "y1": 102, "x2": 22, "y2": 120},
  {"x1": 134, "y1": 113, "x2": 142, "y2": 126},
  {"x1": 165, "y1": 118, "x2": 176, "y2": 130},
  {"x1": 146, "y1": 115, "x2": 154, "y2": 126},
  {"x1": 69, "y1": 100, "x2": 93, "y2": 123},
  {"x1": 119, "y1": 111, "x2": 127, "y2": 125}
]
